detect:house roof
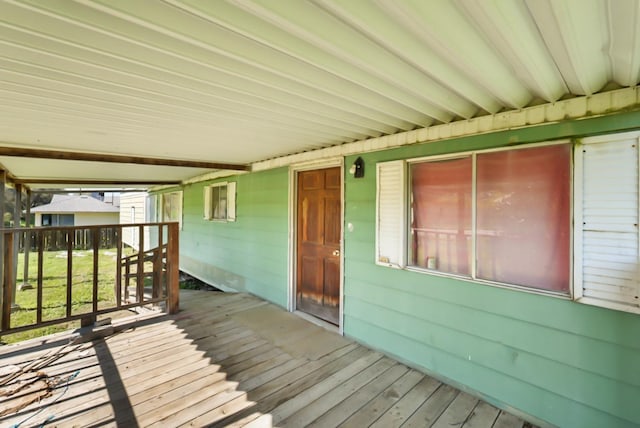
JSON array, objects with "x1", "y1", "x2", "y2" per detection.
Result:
[
  {"x1": 30, "y1": 195, "x2": 120, "y2": 214},
  {"x1": 1, "y1": 1, "x2": 639, "y2": 189}
]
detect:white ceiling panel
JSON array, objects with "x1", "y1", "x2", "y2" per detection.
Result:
[
  {"x1": 0, "y1": 156, "x2": 210, "y2": 187},
  {"x1": 0, "y1": 0, "x2": 639, "y2": 189}
]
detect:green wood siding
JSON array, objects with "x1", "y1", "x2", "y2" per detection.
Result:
[
  {"x1": 343, "y1": 113, "x2": 640, "y2": 428},
  {"x1": 173, "y1": 111, "x2": 640, "y2": 427},
  {"x1": 179, "y1": 168, "x2": 289, "y2": 307}
]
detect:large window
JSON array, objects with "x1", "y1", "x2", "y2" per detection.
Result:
[{"x1": 378, "y1": 142, "x2": 572, "y2": 294}]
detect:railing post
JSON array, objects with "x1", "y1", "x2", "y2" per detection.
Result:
[
  {"x1": 116, "y1": 226, "x2": 122, "y2": 307},
  {"x1": 66, "y1": 228, "x2": 73, "y2": 318},
  {"x1": 166, "y1": 222, "x2": 179, "y2": 314},
  {"x1": 0, "y1": 170, "x2": 5, "y2": 317},
  {"x1": 22, "y1": 189, "x2": 32, "y2": 291},
  {"x1": 136, "y1": 225, "x2": 144, "y2": 302},
  {"x1": 2, "y1": 232, "x2": 14, "y2": 330},
  {"x1": 152, "y1": 247, "x2": 161, "y2": 299},
  {"x1": 36, "y1": 231, "x2": 43, "y2": 324},
  {"x1": 12, "y1": 184, "x2": 21, "y2": 308},
  {"x1": 92, "y1": 227, "x2": 99, "y2": 314}
]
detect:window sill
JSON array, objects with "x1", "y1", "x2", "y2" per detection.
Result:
[
  {"x1": 404, "y1": 265, "x2": 572, "y2": 300},
  {"x1": 204, "y1": 217, "x2": 232, "y2": 223}
]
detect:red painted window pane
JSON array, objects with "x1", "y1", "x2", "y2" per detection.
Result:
[
  {"x1": 476, "y1": 144, "x2": 571, "y2": 292},
  {"x1": 410, "y1": 157, "x2": 472, "y2": 275}
]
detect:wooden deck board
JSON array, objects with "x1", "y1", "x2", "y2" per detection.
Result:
[
  {"x1": 210, "y1": 345, "x2": 371, "y2": 426},
  {"x1": 431, "y1": 391, "x2": 480, "y2": 428},
  {"x1": 274, "y1": 353, "x2": 391, "y2": 426},
  {"x1": 0, "y1": 290, "x2": 539, "y2": 428},
  {"x1": 307, "y1": 363, "x2": 410, "y2": 427},
  {"x1": 370, "y1": 375, "x2": 443, "y2": 428},
  {"x1": 339, "y1": 369, "x2": 426, "y2": 427},
  {"x1": 463, "y1": 402, "x2": 502, "y2": 428},
  {"x1": 402, "y1": 384, "x2": 460, "y2": 428}
]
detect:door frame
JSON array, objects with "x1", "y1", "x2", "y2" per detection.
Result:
[{"x1": 288, "y1": 157, "x2": 344, "y2": 334}]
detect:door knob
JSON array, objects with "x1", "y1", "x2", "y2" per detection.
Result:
[{"x1": 332, "y1": 249, "x2": 340, "y2": 256}]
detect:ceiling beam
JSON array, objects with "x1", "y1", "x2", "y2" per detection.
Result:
[
  {"x1": 32, "y1": 188, "x2": 153, "y2": 194},
  {"x1": 0, "y1": 147, "x2": 250, "y2": 171},
  {"x1": 15, "y1": 179, "x2": 181, "y2": 186}
]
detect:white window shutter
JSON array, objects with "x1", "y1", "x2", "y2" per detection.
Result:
[
  {"x1": 376, "y1": 160, "x2": 406, "y2": 268},
  {"x1": 227, "y1": 182, "x2": 236, "y2": 221},
  {"x1": 579, "y1": 136, "x2": 640, "y2": 308},
  {"x1": 203, "y1": 186, "x2": 212, "y2": 220}
]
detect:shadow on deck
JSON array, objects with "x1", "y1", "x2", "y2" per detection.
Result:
[{"x1": 0, "y1": 290, "x2": 538, "y2": 427}]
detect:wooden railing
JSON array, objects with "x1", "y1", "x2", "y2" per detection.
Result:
[{"x1": 0, "y1": 222, "x2": 179, "y2": 336}]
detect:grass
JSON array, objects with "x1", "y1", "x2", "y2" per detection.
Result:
[
  {"x1": 2, "y1": 248, "x2": 130, "y2": 344},
  {"x1": 2, "y1": 247, "x2": 205, "y2": 345}
]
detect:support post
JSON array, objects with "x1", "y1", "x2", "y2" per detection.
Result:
[
  {"x1": 0, "y1": 170, "x2": 6, "y2": 317},
  {"x1": 136, "y1": 226, "x2": 144, "y2": 302},
  {"x1": 22, "y1": 189, "x2": 31, "y2": 290},
  {"x1": 66, "y1": 229, "x2": 73, "y2": 318},
  {"x1": 36, "y1": 232, "x2": 43, "y2": 324},
  {"x1": 12, "y1": 184, "x2": 22, "y2": 306},
  {"x1": 2, "y1": 232, "x2": 14, "y2": 330},
  {"x1": 166, "y1": 222, "x2": 179, "y2": 314},
  {"x1": 116, "y1": 227, "x2": 122, "y2": 307}
]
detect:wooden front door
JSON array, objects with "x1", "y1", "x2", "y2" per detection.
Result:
[{"x1": 296, "y1": 167, "x2": 341, "y2": 325}]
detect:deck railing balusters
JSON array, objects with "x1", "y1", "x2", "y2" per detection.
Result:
[
  {"x1": 36, "y1": 232, "x2": 43, "y2": 324},
  {"x1": 116, "y1": 227, "x2": 122, "y2": 308},
  {"x1": 0, "y1": 222, "x2": 180, "y2": 337},
  {"x1": 66, "y1": 229, "x2": 73, "y2": 319}
]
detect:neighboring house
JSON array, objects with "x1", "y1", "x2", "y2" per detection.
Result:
[
  {"x1": 152, "y1": 105, "x2": 640, "y2": 428},
  {"x1": 119, "y1": 192, "x2": 148, "y2": 250},
  {"x1": 31, "y1": 194, "x2": 120, "y2": 227},
  {"x1": 119, "y1": 191, "x2": 182, "y2": 251}
]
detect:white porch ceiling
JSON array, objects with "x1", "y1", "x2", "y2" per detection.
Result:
[{"x1": 1, "y1": 0, "x2": 640, "y2": 188}]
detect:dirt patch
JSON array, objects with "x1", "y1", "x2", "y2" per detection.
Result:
[{"x1": 179, "y1": 272, "x2": 221, "y2": 292}]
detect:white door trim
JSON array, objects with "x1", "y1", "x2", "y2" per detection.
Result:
[{"x1": 288, "y1": 157, "x2": 344, "y2": 334}]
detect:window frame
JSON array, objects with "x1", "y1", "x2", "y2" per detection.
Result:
[
  {"x1": 378, "y1": 139, "x2": 574, "y2": 298},
  {"x1": 41, "y1": 213, "x2": 75, "y2": 227},
  {"x1": 204, "y1": 181, "x2": 236, "y2": 222},
  {"x1": 153, "y1": 191, "x2": 183, "y2": 229},
  {"x1": 408, "y1": 154, "x2": 474, "y2": 277}
]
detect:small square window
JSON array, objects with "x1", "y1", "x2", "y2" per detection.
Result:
[{"x1": 204, "y1": 182, "x2": 236, "y2": 222}]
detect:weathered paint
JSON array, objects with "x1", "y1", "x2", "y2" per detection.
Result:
[
  {"x1": 175, "y1": 110, "x2": 640, "y2": 428},
  {"x1": 179, "y1": 168, "x2": 289, "y2": 307}
]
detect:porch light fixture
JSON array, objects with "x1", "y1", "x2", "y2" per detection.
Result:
[{"x1": 350, "y1": 157, "x2": 365, "y2": 178}]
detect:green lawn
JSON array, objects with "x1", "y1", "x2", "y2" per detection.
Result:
[{"x1": 3, "y1": 248, "x2": 126, "y2": 344}]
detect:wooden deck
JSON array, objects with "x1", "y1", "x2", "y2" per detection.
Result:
[{"x1": 0, "y1": 290, "x2": 537, "y2": 427}]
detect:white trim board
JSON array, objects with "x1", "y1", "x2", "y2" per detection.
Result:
[{"x1": 252, "y1": 86, "x2": 640, "y2": 172}]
